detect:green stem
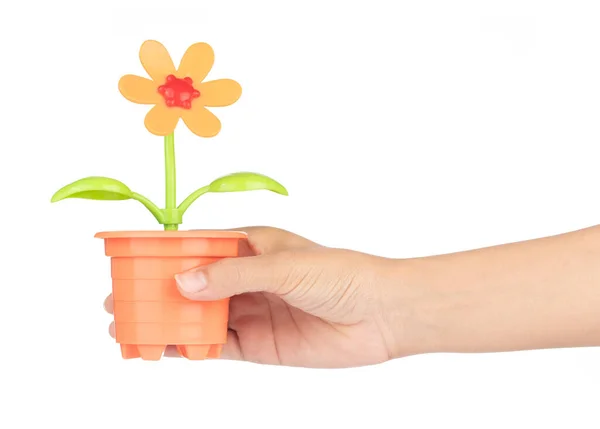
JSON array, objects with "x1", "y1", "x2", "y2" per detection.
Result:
[
  {"x1": 178, "y1": 185, "x2": 210, "y2": 215},
  {"x1": 164, "y1": 133, "x2": 177, "y2": 230},
  {"x1": 131, "y1": 192, "x2": 165, "y2": 223}
]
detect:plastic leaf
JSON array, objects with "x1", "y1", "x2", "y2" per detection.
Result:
[
  {"x1": 51, "y1": 177, "x2": 134, "y2": 202},
  {"x1": 208, "y1": 172, "x2": 288, "y2": 195}
]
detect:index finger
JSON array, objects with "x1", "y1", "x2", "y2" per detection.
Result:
[{"x1": 223, "y1": 226, "x2": 320, "y2": 255}]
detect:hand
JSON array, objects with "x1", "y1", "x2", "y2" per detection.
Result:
[
  {"x1": 105, "y1": 224, "x2": 600, "y2": 366},
  {"x1": 104, "y1": 226, "x2": 416, "y2": 367}
]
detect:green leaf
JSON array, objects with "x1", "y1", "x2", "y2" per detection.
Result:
[
  {"x1": 177, "y1": 172, "x2": 288, "y2": 215},
  {"x1": 208, "y1": 172, "x2": 288, "y2": 195},
  {"x1": 51, "y1": 176, "x2": 134, "y2": 202}
]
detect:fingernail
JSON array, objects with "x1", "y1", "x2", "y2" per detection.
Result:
[{"x1": 175, "y1": 270, "x2": 207, "y2": 293}]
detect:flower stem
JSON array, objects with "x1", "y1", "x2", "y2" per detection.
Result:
[
  {"x1": 132, "y1": 192, "x2": 165, "y2": 223},
  {"x1": 164, "y1": 132, "x2": 177, "y2": 231},
  {"x1": 178, "y1": 185, "x2": 210, "y2": 215}
]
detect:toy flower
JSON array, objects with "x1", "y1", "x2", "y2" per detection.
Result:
[
  {"x1": 50, "y1": 39, "x2": 289, "y2": 361},
  {"x1": 51, "y1": 40, "x2": 287, "y2": 231},
  {"x1": 118, "y1": 40, "x2": 241, "y2": 137}
]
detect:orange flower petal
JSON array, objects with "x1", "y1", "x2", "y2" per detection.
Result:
[
  {"x1": 177, "y1": 42, "x2": 214, "y2": 85},
  {"x1": 118, "y1": 75, "x2": 160, "y2": 104},
  {"x1": 197, "y1": 79, "x2": 242, "y2": 107},
  {"x1": 181, "y1": 106, "x2": 221, "y2": 138},
  {"x1": 144, "y1": 104, "x2": 180, "y2": 136},
  {"x1": 139, "y1": 40, "x2": 176, "y2": 83}
]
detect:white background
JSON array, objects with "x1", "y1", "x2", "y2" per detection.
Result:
[{"x1": 1, "y1": 1, "x2": 599, "y2": 427}]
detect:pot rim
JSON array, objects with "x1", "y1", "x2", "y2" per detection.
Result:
[{"x1": 95, "y1": 230, "x2": 248, "y2": 239}]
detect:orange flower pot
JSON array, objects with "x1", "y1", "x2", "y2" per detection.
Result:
[{"x1": 95, "y1": 230, "x2": 246, "y2": 361}]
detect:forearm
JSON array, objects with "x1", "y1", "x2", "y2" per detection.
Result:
[{"x1": 393, "y1": 225, "x2": 600, "y2": 356}]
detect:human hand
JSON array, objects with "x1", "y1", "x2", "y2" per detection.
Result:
[
  {"x1": 104, "y1": 226, "x2": 418, "y2": 367},
  {"x1": 105, "y1": 224, "x2": 600, "y2": 366}
]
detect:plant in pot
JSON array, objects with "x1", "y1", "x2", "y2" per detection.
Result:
[{"x1": 51, "y1": 40, "x2": 288, "y2": 361}]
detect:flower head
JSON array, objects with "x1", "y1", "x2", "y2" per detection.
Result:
[{"x1": 118, "y1": 40, "x2": 242, "y2": 138}]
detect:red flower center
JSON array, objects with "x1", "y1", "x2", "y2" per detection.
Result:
[{"x1": 157, "y1": 75, "x2": 200, "y2": 109}]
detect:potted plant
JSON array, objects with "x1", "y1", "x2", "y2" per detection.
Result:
[{"x1": 51, "y1": 40, "x2": 288, "y2": 361}]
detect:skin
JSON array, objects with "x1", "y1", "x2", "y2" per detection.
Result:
[{"x1": 104, "y1": 225, "x2": 600, "y2": 368}]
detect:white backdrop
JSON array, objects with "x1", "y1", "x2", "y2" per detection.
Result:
[{"x1": 1, "y1": 1, "x2": 599, "y2": 427}]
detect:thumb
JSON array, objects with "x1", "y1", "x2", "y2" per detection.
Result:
[{"x1": 175, "y1": 250, "x2": 314, "y2": 301}]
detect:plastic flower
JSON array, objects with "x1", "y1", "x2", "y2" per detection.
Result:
[
  {"x1": 52, "y1": 39, "x2": 287, "y2": 234},
  {"x1": 118, "y1": 40, "x2": 242, "y2": 137}
]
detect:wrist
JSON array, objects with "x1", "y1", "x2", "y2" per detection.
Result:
[
  {"x1": 382, "y1": 252, "x2": 537, "y2": 357},
  {"x1": 382, "y1": 228, "x2": 600, "y2": 358},
  {"x1": 381, "y1": 252, "x2": 528, "y2": 357},
  {"x1": 375, "y1": 257, "x2": 450, "y2": 358}
]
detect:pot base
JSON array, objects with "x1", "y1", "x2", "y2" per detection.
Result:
[{"x1": 120, "y1": 343, "x2": 223, "y2": 360}]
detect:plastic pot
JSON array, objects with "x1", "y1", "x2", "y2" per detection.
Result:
[{"x1": 95, "y1": 230, "x2": 246, "y2": 361}]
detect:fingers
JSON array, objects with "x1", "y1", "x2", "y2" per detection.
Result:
[
  {"x1": 219, "y1": 330, "x2": 244, "y2": 360},
  {"x1": 175, "y1": 247, "x2": 374, "y2": 324},
  {"x1": 175, "y1": 249, "x2": 311, "y2": 300},
  {"x1": 224, "y1": 226, "x2": 319, "y2": 255},
  {"x1": 175, "y1": 246, "x2": 327, "y2": 305},
  {"x1": 163, "y1": 346, "x2": 181, "y2": 357},
  {"x1": 175, "y1": 227, "x2": 322, "y2": 301},
  {"x1": 104, "y1": 294, "x2": 113, "y2": 314}
]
